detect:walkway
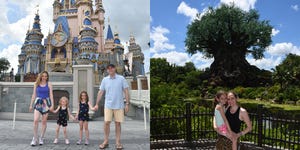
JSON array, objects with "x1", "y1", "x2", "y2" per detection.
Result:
[{"x1": 0, "y1": 117, "x2": 149, "y2": 150}]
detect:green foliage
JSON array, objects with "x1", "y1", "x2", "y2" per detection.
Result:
[
  {"x1": 272, "y1": 53, "x2": 300, "y2": 90},
  {"x1": 185, "y1": 4, "x2": 272, "y2": 59},
  {"x1": 0, "y1": 57, "x2": 10, "y2": 74}
]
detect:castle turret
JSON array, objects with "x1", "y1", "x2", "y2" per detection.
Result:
[
  {"x1": 77, "y1": 15, "x2": 98, "y2": 65},
  {"x1": 53, "y1": 0, "x2": 62, "y2": 21},
  {"x1": 127, "y1": 33, "x2": 145, "y2": 77},
  {"x1": 104, "y1": 23, "x2": 114, "y2": 53},
  {"x1": 95, "y1": 0, "x2": 105, "y2": 13},
  {"x1": 112, "y1": 32, "x2": 125, "y2": 74},
  {"x1": 17, "y1": 30, "x2": 29, "y2": 75},
  {"x1": 76, "y1": 0, "x2": 93, "y2": 29},
  {"x1": 23, "y1": 12, "x2": 44, "y2": 74},
  {"x1": 95, "y1": 0, "x2": 105, "y2": 52}
]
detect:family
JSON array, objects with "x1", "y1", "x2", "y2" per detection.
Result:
[
  {"x1": 28, "y1": 64, "x2": 129, "y2": 149},
  {"x1": 213, "y1": 91, "x2": 252, "y2": 150}
]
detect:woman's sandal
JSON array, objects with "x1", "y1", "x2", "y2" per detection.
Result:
[
  {"x1": 116, "y1": 144, "x2": 123, "y2": 150},
  {"x1": 99, "y1": 143, "x2": 109, "y2": 149}
]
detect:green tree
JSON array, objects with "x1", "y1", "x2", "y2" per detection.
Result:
[
  {"x1": 272, "y1": 53, "x2": 300, "y2": 90},
  {"x1": 185, "y1": 4, "x2": 272, "y2": 87},
  {"x1": 0, "y1": 57, "x2": 10, "y2": 74},
  {"x1": 150, "y1": 58, "x2": 173, "y2": 83}
]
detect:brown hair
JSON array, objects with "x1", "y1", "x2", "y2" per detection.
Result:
[
  {"x1": 59, "y1": 96, "x2": 69, "y2": 107},
  {"x1": 79, "y1": 91, "x2": 89, "y2": 103},
  {"x1": 35, "y1": 71, "x2": 49, "y2": 86},
  {"x1": 214, "y1": 90, "x2": 227, "y2": 107},
  {"x1": 228, "y1": 91, "x2": 238, "y2": 99}
]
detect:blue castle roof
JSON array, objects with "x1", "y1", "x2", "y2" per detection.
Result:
[
  {"x1": 114, "y1": 39, "x2": 121, "y2": 44},
  {"x1": 54, "y1": 16, "x2": 70, "y2": 37},
  {"x1": 80, "y1": 37, "x2": 96, "y2": 42},
  {"x1": 33, "y1": 14, "x2": 41, "y2": 30},
  {"x1": 83, "y1": 18, "x2": 92, "y2": 25},
  {"x1": 106, "y1": 24, "x2": 113, "y2": 40}
]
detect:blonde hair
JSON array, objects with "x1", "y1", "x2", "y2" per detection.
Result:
[
  {"x1": 79, "y1": 91, "x2": 89, "y2": 103},
  {"x1": 35, "y1": 71, "x2": 49, "y2": 86},
  {"x1": 59, "y1": 96, "x2": 69, "y2": 107}
]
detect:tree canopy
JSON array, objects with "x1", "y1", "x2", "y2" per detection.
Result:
[
  {"x1": 185, "y1": 4, "x2": 273, "y2": 87},
  {"x1": 0, "y1": 57, "x2": 10, "y2": 74}
]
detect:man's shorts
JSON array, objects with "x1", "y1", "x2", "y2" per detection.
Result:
[{"x1": 104, "y1": 108, "x2": 124, "y2": 122}]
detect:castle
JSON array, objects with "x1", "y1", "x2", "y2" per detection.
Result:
[{"x1": 17, "y1": 0, "x2": 145, "y2": 82}]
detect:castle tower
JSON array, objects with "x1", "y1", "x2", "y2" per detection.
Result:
[
  {"x1": 52, "y1": 0, "x2": 62, "y2": 21},
  {"x1": 112, "y1": 32, "x2": 125, "y2": 73},
  {"x1": 17, "y1": 30, "x2": 29, "y2": 75},
  {"x1": 23, "y1": 12, "x2": 44, "y2": 74},
  {"x1": 127, "y1": 34, "x2": 145, "y2": 77},
  {"x1": 77, "y1": 15, "x2": 98, "y2": 65},
  {"x1": 76, "y1": 0, "x2": 93, "y2": 30},
  {"x1": 94, "y1": 0, "x2": 105, "y2": 52},
  {"x1": 104, "y1": 23, "x2": 114, "y2": 53}
]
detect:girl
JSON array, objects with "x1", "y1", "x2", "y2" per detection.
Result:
[
  {"x1": 75, "y1": 91, "x2": 96, "y2": 145},
  {"x1": 29, "y1": 71, "x2": 54, "y2": 146},
  {"x1": 213, "y1": 91, "x2": 237, "y2": 150},
  {"x1": 52, "y1": 96, "x2": 75, "y2": 145}
]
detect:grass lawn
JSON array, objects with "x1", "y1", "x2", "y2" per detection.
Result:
[
  {"x1": 238, "y1": 99, "x2": 300, "y2": 111},
  {"x1": 197, "y1": 98, "x2": 300, "y2": 111}
]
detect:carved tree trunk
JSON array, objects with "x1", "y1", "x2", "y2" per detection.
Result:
[{"x1": 209, "y1": 48, "x2": 271, "y2": 87}]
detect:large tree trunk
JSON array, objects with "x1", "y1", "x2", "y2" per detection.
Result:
[{"x1": 209, "y1": 48, "x2": 271, "y2": 87}]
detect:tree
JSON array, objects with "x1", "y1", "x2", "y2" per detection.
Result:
[
  {"x1": 185, "y1": 4, "x2": 272, "y2": 87},
  {"x1": 150, "y1": 58, "x2": 173, "y2": 83},
  {"x1": 272, "y1": 53, "x2": 300, "y2": 90},
  {"x1": 0, "y1": 57, "x2": 10, "y2": 74}
]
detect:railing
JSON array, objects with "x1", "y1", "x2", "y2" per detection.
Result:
[{"x1": 150, "y1": 102, "x2": 300, "y2": 150}]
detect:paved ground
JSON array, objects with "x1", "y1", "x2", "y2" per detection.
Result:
[{"x1": 0, "y1": 117, "x2": 150, "y2": 150}]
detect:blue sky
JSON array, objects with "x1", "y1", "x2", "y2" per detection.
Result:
[
  {"x1": 0, "y1": 0, "x2": 149, "y2": 74},
  {"x1": 150, "y1": 0, "x2": 300, "y2": 70}
]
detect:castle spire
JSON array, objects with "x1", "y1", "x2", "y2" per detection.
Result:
[{"x1": 106, "y1": 19, "x2": 114, "y2": 40}]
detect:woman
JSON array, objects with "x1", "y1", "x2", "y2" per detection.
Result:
[
  {"x1": 29, "y1": 71, "x2": 54, "y2": 146},
  {"x1": 214, "y1": 91, "x2": 252, "y2": 150}
]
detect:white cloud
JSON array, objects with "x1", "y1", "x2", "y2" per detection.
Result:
[
  {"x1": 247, "y1": 56, "x2": 282, "y2": 70},
  {"x1": 0, "y1": 44, "x2": 21, "y2": 73},
  {"x1": 190, "y1": 52, "x2": 214, "y2": 69},
  {"x1": 220, "y1": 0, "x2": 257, "y2": 11},
  {"x1": 150, "y1": 26, "x2": 175, "y2": 53},
  {"x1": 291, "y1": 5, "x2": 299, "y2": 11},
  {"x1": 152, "y1": 51, "x2": 213, "y2": 69},
  {"x1": 177, "y1": 1, "x2": 199, "y2": 21},
  {"x1": 267, "y1": 42, "x2": 300, "y2": 56},
  {"x1": 152, "y1": 51, "x2": 189, "y2": 66},
  {"x1": 0, "y1": 0, "x2": 54, "y2": 45},
  {"x1": 271, "y1": 28, "x2": 280, "y2": 36},
  {"x1": 0, "y1": 0, "x2": 53, "y2": 74},
  {"x1": 247, "y1": 42, "x2": 300, "y2": 70}
]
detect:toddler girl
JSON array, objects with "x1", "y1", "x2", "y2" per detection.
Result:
[{"x1": 52, "y1": 96, "x2": 75, "y2": 144}]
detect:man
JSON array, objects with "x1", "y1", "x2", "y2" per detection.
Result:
[{"x1": 94, "y1": 64, "x2": 130, "y2": 149}]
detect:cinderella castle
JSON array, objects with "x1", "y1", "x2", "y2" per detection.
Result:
[{"x1": 17, "y1": 0, "x2": 145, "y2": 82}]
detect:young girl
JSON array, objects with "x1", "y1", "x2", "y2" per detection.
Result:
[
  {"x1": 75, "y1": 91, "x2": 96, "y2": 145},
  {"x1": 213, "y1": 91, "x2": 237, "y2": 150},
  {"x1": 52, "y1": 96, "x2": 75, "y2": 145}
]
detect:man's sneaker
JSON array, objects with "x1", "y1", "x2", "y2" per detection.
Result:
[
  {"x1": 39, "y1": 137, "x2": 44, "y2": 145},
  {"x1": 30, "y1": 137, "x2": 37, "y2": 146},
  {"x1": 85, "y1": 139, "x2": 89, "y2": 145},
  {"x1": 76, "y1": 139, "x2": 82, "y2": 145},
  {"x1": 53, "y1": 138, "x2": 58, "y2": 144},
  {"x1": 65, "y1": 139, "x2": 70, "y2": 145}
]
